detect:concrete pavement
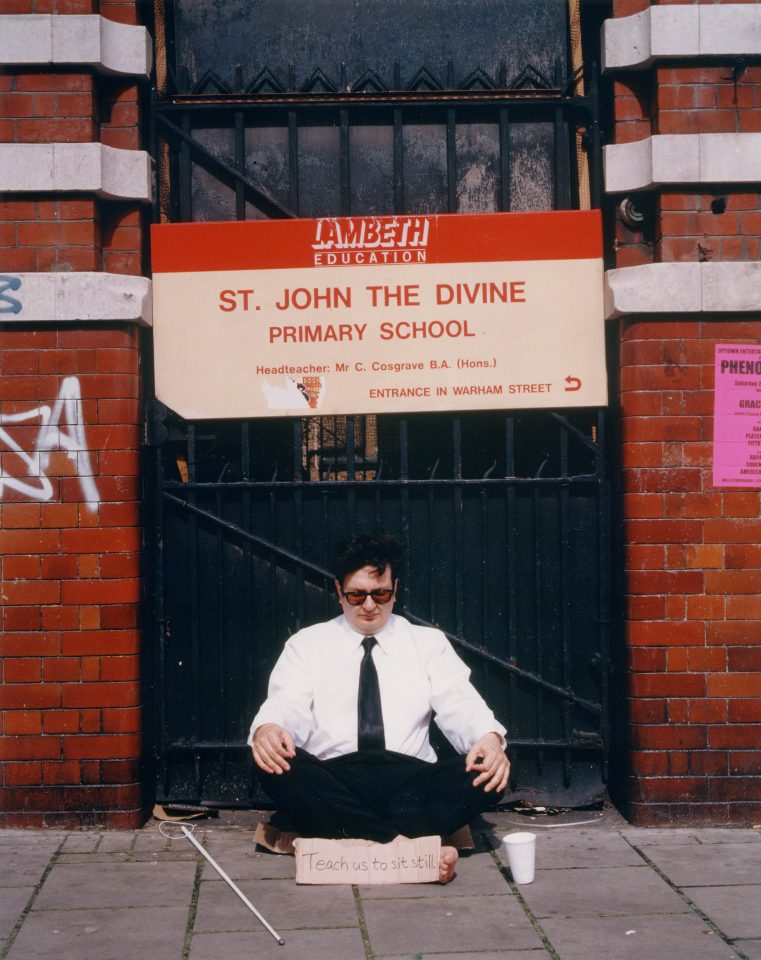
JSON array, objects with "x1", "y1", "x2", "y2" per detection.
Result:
[{"x1": 1, "y1": 808, "x2": 760, "y2": 960}]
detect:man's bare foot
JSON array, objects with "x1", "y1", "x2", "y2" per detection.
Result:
[{"x1": 439, "y1": 846, "x2": 458, "y2": 884}]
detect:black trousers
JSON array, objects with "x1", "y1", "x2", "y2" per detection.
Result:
[{"x1": 258, "y1": 748, "x2": 503, "y2": 843}]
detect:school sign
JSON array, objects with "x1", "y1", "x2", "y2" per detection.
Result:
[{"x1": 151, "y1": 210, "x2": 607, "y2": 418}]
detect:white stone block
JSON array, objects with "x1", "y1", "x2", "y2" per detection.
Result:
[
  {"x1": 652, "y1": 134, "x2": 701, "y2": 185},
  {"x1": 700, "y1": 4, "x2": 761, "y2": 56},
  {"x1": 0, "y1": 14, "x2": 150, "y2": 77},
  {"x1": 606, "y1": 262, "x2": 761, "y2": 319},
  {"x1": 5, "y1": 273, "x2": 152, "y2": 326},
  {"x1": 702, "y1": 262, "x2": 761, "y2": 313},
  {"x1": 605, "y1": 133, "x2": 759, "y2": 193},
  {"x1": 52, "y1": 142, "x2": 101, "y2": 193},
  {"x1": 604, "y1": 138, "x2": 653, "y2": 194},
  {"x1": 700, "y1": 133, "x2": 761, "y2": 184},
  {"x1": 51, "y1": 15, "x2": 101, "y2": 65},
  {"x1": 100, "y1": 144, "x2": 153, "y2": 202},
  {"x1": 1, "y1": 14, "x2": 53, "y2": 64},
  {"x1": 0, "y1": 143, "x2": 152, "y2": 201},
  {"x1": 6, "y1": 274, "x2": 57, "y2": 320},
  {"x1": 99, "y1": 16, "x2": 153, "y2": 78},
  {"x1": 602, "y1": 4, "x2": 761, "y2": 72},
  {"x1": 651, "y1": 6, "x2": 699, "y2": 59},
  {"x1": 604, "y1": 135, "x2": 700, "y2": 193},
  {"x1": 602, "y1": 9, "x2": 650, "y2": 72},
  {"x1": 0, "y1": 144, "x2": 55, "y2": 191},
  {"x1": 605, "y1": 263, "x2": 702, "y2": 320},
  {"x1": 55, "y1": 273, "x2": 153, "y2": 324}
]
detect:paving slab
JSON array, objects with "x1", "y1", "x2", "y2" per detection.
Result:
[
  {"x1": 96, "y1": 832, "x2": 137, "y2": 854},
  {"x1": 382, "y1": 952, "x2": 550, "y2": 960},
  {"x1": 686, "y1": 885, "x2": 761, "y2": 939},
  {"x1": 540, "y1": 913, "x2": 738, "y2": 960},
  {"x1": 362, "y1": 893, "x2": 542, "y2": 955},
  {"x1": 32, "y1": 860, "x2": 196, "y2": 911},
  {"x1": 193, "y1": 875, "x2": 358, "y2": 931},
  {"x1": 189, "y1": 927, "x2": 367, "y2": 960},
  {"x1": 5, "y1": 905, "x2": 188, "y2": 960},
  {"x1": 3, "y1": 819, "x2": 761, "y2": 960},
  {"x1": 0, "y1": 887, "x2": 34, "y2": 941},
  {"x1": 133, "y1": 829, "x2": 182, "y2": 852},
  {"x1": 637, "y1": 842, "x2": 761, "y2": 887},
  {"x1": 501, "y1": 830, "x2": 643, "y2": 870},
  {"x1": 619, "y1": 828, "x2": 701, "y2": 847},
  {"x1": 194, "y1": 837, "x2": 297, "y2": 879},
  {"x1": 198, "y1": 827, "x2": 255, "y2": 846},
  {"x1": 480, "y1": 812, "x2": 613, "y2": 845},
  {"x1": 734, "y1": 940, "x2": 761, "y2": 960},
  {"x1": 680, "y1": 830, "x2": 761, "y2": 845},
  {"x1": 217, "y1": 848, "x2": 297, "y2": 879},
  {"x1": 0, "y1": 835, "x2": 61, "y2": 886},
  {"x1": 516, "y1": 865, "x2": 690, "y2": 918},
  {"x1": 60, "y1": 834, "x2": 103, "y2": 854},
  {"x1": 128, "y1": 848, "x2": 200, "y2": 863},
  {"x1": 128, "y1": 821, "x2": 211, "y2": 859},
  {"x1": 357, "y1": 850, "x2": 507, "y2": 899},
  {"x1": 0, "y1": 831, "x2": 64, "y2": 855},
  {"x1": 56, "y1": 853, "x2": 132, "y2": 864}
]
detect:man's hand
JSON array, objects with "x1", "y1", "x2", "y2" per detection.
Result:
[
  {"x1": 465, "y1": 732, "x2": 510, "y2": 793},
  {"x1": 252, "y1": 723, "x2": 296, "y2": 775}
]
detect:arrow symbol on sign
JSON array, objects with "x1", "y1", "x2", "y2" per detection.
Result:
[{"x1": 564, "y1": 375, "x2": 582, "y2": 392}]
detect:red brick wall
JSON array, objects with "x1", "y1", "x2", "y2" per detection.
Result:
[
  {"x1": 612, "y1": 0, "x2": 761, "y2": 824},
  {"x1": 0, "y1": 325, "x2": 143, "y2": 828},
  {"x1": 0, "y1": 1, "x2": 147, "y2": 828},
  {"x1": 620, "y1": 320, "x2": 761, "y2": 823},
  {"x1": 0, "y1": 1, "x2": 139, "y2": 21}
]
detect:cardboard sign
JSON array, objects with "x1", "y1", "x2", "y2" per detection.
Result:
[
  {"x1": 151, "y1": 211, "x2": 607, "y2": 419},
  {"x1": 713, "y1": 343, "x2": 761, "y2": 488},
  {"x1": 293, "y1": 835, "x2": 441, "y2": 885}
]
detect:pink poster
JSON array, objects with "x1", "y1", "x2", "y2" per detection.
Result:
[{"x1": 713, "y1": 344, "x2": 761, "y2": 488}]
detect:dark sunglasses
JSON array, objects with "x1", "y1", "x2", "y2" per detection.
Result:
[{"x1": 341, "y1": 588, "x2": 395, "y2": 606}]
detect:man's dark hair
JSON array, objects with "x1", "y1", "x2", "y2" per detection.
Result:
[{"x1": 333, "y1": 531, "x2": 404, "y2": 585}]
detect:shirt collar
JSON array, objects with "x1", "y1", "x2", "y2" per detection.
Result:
[{"x1": 339, "y1": 613, "x2": 396, "y2": 653}]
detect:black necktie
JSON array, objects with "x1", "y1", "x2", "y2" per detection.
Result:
[{"x1": 357, "y1": 636, "x2": 385, "y2": 752}]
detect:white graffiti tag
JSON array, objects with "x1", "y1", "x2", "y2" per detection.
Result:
[{"x1": 0, "y1": 376, "x2": 100, "y2": 511}]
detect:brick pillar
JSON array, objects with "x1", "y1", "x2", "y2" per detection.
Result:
[
  {"x1": 0, "y1": 2, "x2": 150, "y2": 828},
  {"x1": 620, "y1": 317, "x2": 761, "y2": 823},
  {"x1": 608, "y1": 0, "x2": 761, "y2": 824},
  {"x1": 1, "y1": 325, "x2": 143, "y2": 828}
]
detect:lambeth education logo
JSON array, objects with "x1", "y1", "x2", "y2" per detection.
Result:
[{"x1": 311, "y1": 216, "x2": 430, "y2": 267}]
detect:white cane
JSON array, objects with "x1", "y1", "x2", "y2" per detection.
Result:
[{"x1": 160, "y1": 822, "x2": 285, "y2": 945}]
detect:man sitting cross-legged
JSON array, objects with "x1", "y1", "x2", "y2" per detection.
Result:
[{"x1": 249, "y1": 531, "x2": 510, "y2": 883}]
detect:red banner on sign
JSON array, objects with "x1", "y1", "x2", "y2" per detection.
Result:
[{"x1": 151, "y1": 210, "x2": 602, "y2": 274}]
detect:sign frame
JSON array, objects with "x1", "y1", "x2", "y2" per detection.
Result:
[{"x1": 151, "y1": 210, "x2": 607, "y2": 419}]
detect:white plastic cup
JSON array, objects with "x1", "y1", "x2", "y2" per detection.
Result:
[{"x1": 502, "y1": 831, "x2": 536, "y2": 884}]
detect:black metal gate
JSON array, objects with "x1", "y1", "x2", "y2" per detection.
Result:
[{"x1": 148, "y1": 0, "x2": 612, "y2": 809}]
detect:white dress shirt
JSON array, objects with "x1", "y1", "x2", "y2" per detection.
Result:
[{"x1": 249, "y1": 613, "x2": 507, "y2": 762}]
